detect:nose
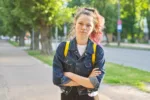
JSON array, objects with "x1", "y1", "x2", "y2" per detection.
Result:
[{"x1": 82, "y1": 25, "x2": 86, "y2": 30}]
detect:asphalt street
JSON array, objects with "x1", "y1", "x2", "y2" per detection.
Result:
[{"x1": 104, "y1": 47, "x2": 150, "y2": 72}]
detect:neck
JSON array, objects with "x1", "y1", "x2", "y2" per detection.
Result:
[{"x1": 76, "y1": 37, "x2": 88, "y2": 45}]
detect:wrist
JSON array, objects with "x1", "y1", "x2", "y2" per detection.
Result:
[{"x1": 67, "y1": 72, "x2": 73, "y2": 78}]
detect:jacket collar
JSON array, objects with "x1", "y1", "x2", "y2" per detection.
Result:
[{"x1": 69, "y1": 37, "x2": 94, "y2": 54}]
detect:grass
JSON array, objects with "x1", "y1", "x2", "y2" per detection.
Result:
[
  {"x1": 105, "y1": 62, "x2": 150, "y2": 92},
  {"x1": 8, "y1": 40, "x2": 19, "y2": 46},
  {"x1": 27, "y1": 50, "x2": 54, "y2": 66},
  {"x1": 26, "y1": 51, "x2": 150, "y2": 92}
]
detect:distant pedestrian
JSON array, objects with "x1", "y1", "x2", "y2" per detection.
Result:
[{"x1": 53, "y1": 7, "x2": 105, "y2": 100}]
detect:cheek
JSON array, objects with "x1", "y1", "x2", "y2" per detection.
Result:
[
  {"x1": 88, "y1": 27, "x2": 94, "y2": 33},
  {"x1": 75, "y1": 25, "x2": 81, "y2": 31}
]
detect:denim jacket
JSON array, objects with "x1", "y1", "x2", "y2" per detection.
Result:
[{"x1": 53, "y1": 38, "x2": 105, "y2": 95}]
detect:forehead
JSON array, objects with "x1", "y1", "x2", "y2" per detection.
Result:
[{"x1": 76, "y1": 14, "x2": 93, "y2": 23}]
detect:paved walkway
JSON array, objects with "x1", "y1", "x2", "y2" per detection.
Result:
[{"x1": 0, "y1": 40, "x2": 60, "y2": 100}]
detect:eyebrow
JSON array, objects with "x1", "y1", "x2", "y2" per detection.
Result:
[{"x1": 84, "y1": 8, "x2": 95, "y2": 13}]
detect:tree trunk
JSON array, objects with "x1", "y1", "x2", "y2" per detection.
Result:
[
  {"x1": 131, "y1": 0, "x2": 136, "y2": 42},
  {"x1": 15, "y1": 36, "x2": 19, "y2": 42},
  {"x1": 19, "y1": 32, "x2": 25, "y2": 46},
  {"x1": 30, "y1": 30, "x2": 40, "y2": 50},
  {"x1": 147, "y1": 11, "x2": 150, "y2": 41},
  {"x1": 34, "y1": 31, "x2": 40, "y2": 50},
  {"x1": 104, "y1": 32, "x2": 109, "y2": 45},
  {"x1": 40, "y1": 25, "x2": 52, "y2": 55}
]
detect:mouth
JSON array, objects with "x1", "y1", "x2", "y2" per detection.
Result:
[{"x1": 80, "y1": 31, "x2": 87, "y2": 33}]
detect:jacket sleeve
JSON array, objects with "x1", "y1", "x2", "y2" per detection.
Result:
[
  {"x1": 53, "y1": 42, "x2": 71, "y2": 86},
  {"x1": 89, "y1": 45, "x2": 105, "y2": 91}
]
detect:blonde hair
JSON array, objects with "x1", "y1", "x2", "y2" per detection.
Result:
[{"x1": 67, "y1": 7, "x2": 105, "y2": 44}]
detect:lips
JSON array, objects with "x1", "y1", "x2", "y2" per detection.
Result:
[{"x1": 80, "y1": 30, "x2": 87, "y2": 33}]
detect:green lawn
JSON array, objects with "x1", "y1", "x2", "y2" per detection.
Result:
[
  {"x1": 27, "y1": 50, "x2": 54, "y2": 66},
  {"x1": 104, "y1": 62, "x2": 150, "y2": 92},
  {"x1": 26, "y1": 50, "x2": 150, "y2": 92},
  {"x1": 8, "y1": 40, "x2": 19, "y2": 46}
]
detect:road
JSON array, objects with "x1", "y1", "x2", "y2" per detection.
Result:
[{"x1": 104, "y1": 47, "x2": 150, "y2": 72}]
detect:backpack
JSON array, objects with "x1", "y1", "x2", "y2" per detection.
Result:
[{"x1": 64, "y1": 41, "x2": 97, "y2": 66}]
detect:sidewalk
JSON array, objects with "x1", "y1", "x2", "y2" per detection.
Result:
[{"x1": 0, "y1": 40, "x2": 60, "y2": 100}]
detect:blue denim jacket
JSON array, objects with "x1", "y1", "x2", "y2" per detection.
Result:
[{"x1": 53, "y1": 38, "x2": 105, "y2": 95}]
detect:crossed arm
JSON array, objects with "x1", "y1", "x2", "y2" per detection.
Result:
[{"x1": 62, "y1": 68, "x2": 101, "y2": 89}]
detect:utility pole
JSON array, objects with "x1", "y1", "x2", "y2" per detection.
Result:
[
  {"x1": 55, "y1": 26, "x2": 58, "y2": 47},
  {"x1": 32, "y1": 28, "x2": 34, "y2": 50},
  {"x1": 117, "y1": 0, "x2": 121, "y2": 46}
]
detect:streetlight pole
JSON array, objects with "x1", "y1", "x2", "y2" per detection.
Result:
[
  {"x1": 32, "y1": 28, "x2": 34, "y2": 50},
  {"x1": 117, "y1": 0, "x2": 121, "y2": 46}
]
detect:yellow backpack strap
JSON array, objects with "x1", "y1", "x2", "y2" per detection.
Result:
[
  {"x1": 64, "y1": 41, "x2": 70, "y2": 57},
  {"x1": 92, "y1": 43, "x2": 97, "y2": 66}
]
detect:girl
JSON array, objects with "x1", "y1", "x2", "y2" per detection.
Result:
[{"x1": 53, "y1": 7, "x2": 105, "y2": 100}]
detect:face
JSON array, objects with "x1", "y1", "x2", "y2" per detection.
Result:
[{"x1": 75, "y1": 14, "x2": 94, "y2": 39}]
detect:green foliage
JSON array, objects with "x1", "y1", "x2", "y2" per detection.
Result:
[
  {"x1": 0, "y1": 0, "x2": 75, "y2": 36},
  {"x1": 120, "y1": 0, "x2": 150, "y2": 40},
  {"x1": 103, "y1": 3, "x2": 117, "y2": 33},
  {"x1": 0, "y1": 0, "x2": 27, "y2": 36}
]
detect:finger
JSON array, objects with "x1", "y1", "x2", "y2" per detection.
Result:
[
  {"x1": 95, "y1": 73, "x2": 99, "y2": 76},
  {"x1": 93, "y1": 68, "x2": 99, "y2": 71},
  {"x1": 93, "y1": 71, "x2": 101, "y2": 73},
  {"x1": 94, "y1": 71, "x2": 101, "y2": 75}
]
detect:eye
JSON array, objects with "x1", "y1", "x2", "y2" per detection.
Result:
[
  {"x1": 87, "y1": 24, "x2": 91, "y2": 27},
  {"x1": 78, "y1": 22, "x2": 83, "y2": 25}
]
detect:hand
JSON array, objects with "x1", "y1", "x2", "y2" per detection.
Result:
[{"x1": 89, "y1": 68, "x2": 101, "y2": 77}]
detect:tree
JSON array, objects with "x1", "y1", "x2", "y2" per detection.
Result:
[
  {"x1": 0, "y1": 0, "x2": 74, "y2": 54},
  {"x1": 0, "y1": 0, "x2": 30, "y2": 46},
  {"x1": 120, "y1": 0, "x2": 149, "y2": 42}
]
